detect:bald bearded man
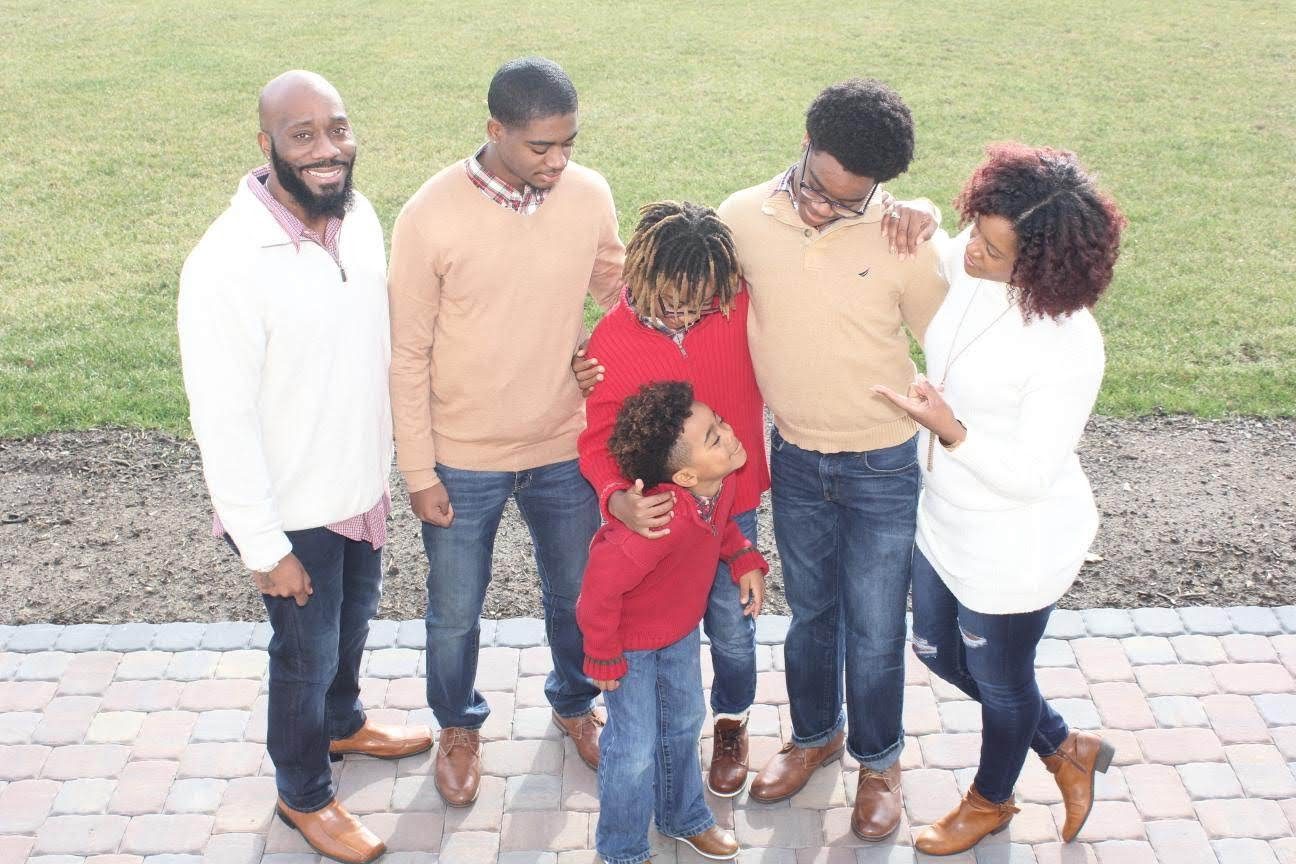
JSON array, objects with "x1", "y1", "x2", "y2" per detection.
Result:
[{"x1": 178, "y1": 70, "x2": 430, "y2": 864}]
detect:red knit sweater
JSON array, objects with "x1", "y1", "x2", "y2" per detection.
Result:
[
  {"x1": 577, "y1": 285, "x2": 769, "y2": 520},
  {"x1": 577, "y1": 477, "x2": 769, "y2": 680}
]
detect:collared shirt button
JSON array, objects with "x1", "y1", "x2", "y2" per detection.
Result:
[{"x1": 803, "y1": 228, "x2": 813, "y2": 238}]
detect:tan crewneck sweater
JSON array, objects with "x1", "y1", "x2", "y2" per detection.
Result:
[
  {"x1": 389, "y1": 160, "x2": 624, "y2": 492},
  {"x1": 718, "y1": 179, "x2": 948, "y2": 454}
]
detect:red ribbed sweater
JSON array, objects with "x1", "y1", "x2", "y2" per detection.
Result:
[
  {"x1": 577, "y1": 285, "x2": 769, "y2": 519},
  {"x1": 577, "y1": 477, "x2": 769, "y2": 679}
]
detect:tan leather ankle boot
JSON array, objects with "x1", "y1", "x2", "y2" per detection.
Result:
[
  {"x1": 1041, "y1": 730, "x2": 1115, "y2": 841},
  {"x1": 914, "y1": 784, "x2": 1018, "y2": 855}
]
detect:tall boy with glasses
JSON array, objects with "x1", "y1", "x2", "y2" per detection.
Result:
[{"x1": 717, "y1": 77, "x2": 945, "y2": 842}]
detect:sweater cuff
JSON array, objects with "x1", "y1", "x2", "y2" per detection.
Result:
[
  {"x1": 403, "y1": 469, "x2": 442, "y2": 494},
  {"x1": 725, "y1": 547, "x2": 769, "y2": 585},
  {"x1": 599, "y1": 480, "x2": 631, "y2": 522},
  {"x1": 233, "y1": 528, "x2": 293, "y2": 573},
  {"x1": 583, "y1": 654, "x2": 628, "y2": 681}
]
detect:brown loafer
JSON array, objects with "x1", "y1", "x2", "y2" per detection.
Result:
[
  {"x1": 707, "y1": 717, "x2": 749, "y2": 797},
  {"x1": 748, "y1": 730, "x2": 845, "y2": 802},
  {"x1": 1041, "y1": 730, "x2": 1115, "y2": 841},
  {"x1": 851, "y1": 762, "x2": 903, "y2": 841},
  {"x1": 914, "y1": 784, "x2": 1018, "y2": 856},
  {"x1": 329, "y1": 720, "x2": 433, "y2": 761},
  {"x1": 677, "y1": 825, "x2": 739, "y2": 860},
  {"x1": 434, "y1": 726, "x2": 482, "y2": 807},
  {"x1": 552, "y1": 709, "x2": 603, "y2": 770},
  {"x1": 276, "y1": 798, "x2": 385, "y2": 864}
]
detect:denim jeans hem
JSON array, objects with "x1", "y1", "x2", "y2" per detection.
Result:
[
  {"x1": 661, "y1": 814, "x2": 718, "y2": 841},
  {"x1": 597, "y1": 849, "x2": 652, "y2": 864},
  {"x1": 790, "y1": 712, "x2": 846, "y2": 749},
  {"x1": 1030, "y1": 721, "x2": 1072, "y2": 758},
  {"x1": 848, "y1": 734, "x2": 904, "y2": 772},
  {"x1": 330, "y1": 710, "x2": 367, "y2": 742},
  {"x1": 277, "y1": 787, "x2": 335, "y2": 814},
  {"x1": 553, "y1": 703, "x2": 597, "y2": 720}
]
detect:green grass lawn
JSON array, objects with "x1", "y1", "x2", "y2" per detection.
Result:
[{"x1": 2, "y1": 0, "x2": 1293, "y2": 436}]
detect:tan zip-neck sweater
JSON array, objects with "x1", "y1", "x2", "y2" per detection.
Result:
[
  {"x1": 388, "y1": 160, "x2": 624, "y2": 492},
  {"x1": 718, "y1": 178, "x2": 948, "y2": 454}
]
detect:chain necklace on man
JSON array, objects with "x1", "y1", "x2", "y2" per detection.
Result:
[{"x1": 926, "y1": 280, "x2": 1014, "y2": 470}]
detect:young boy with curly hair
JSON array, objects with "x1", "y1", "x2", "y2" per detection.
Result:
[{"x1": 577, "y1": 381, "x2": 768, "y2": 864}]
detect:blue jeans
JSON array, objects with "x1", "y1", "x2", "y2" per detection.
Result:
[
  {"x1": 910, "y1": 547, "x2": 1070, "y2": 803},
  {"x1": 770, "y1": 429, "x2": 919, "y2": 769},
  {"x1": 705, "y1": 508, "x2": 758, "y2": 716},
  {"x1": 597, "y1": 629, "x2": 714, "y2": 864},
  {"x1": 421, "y1": 458, "x2": 601, "y2": 729},
  {"x1": 256, "y1": 528, "x2": 381, "y2": 811}
]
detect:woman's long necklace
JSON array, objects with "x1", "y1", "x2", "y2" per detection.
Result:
[{"x1": 926, "y1": 280, "x2": 1014, "y2": 470}]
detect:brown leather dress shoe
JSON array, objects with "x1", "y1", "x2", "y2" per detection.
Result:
[
  {"x1": 434, "y1": 726, "x2": 482, "y2": 807},
  {"x1": 914, "y1": 784, "x2": 1019, "y2": 856},
  {"x1": 552, "y1": 710, "x2": 603, "y2": 770},
  {"x1": 707, "y1": 717, "x2": 749, "y2": 797},
  {"x1": 677, "y1": 825, "x2": 739, "y2": 860},
  {"x1": 851, "y1": 762, "x2": 903, "y2": 841},
  {"x1": 1041, "y1": 730, "x2": 1115, "y2": 842},
  {"x1": 748, "y1": 730, "x2": 845, "y2": 802},
  {"x1": 329, "y1": 720, "x2": 433, "y2": 761},
  {"x1": 276, "y1": 798, "x2": 385, "y2": 864}
]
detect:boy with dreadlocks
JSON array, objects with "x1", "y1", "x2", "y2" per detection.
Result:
[
  {"x1": 577, "y1": 381, "x2": 767, "y2": 863},
  {"x1": 574, "y1": 201, "x2": 769, "y2": 798}
]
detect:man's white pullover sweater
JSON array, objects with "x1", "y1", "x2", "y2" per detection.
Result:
[
  {"x1": 916, "y1": 227, "x2": 1104, "y2": 614},
  {"x1": 178, "y1": 178, "x2": 392, "y2": 571}
]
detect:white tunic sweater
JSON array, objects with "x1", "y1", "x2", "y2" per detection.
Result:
[
  {"x1": 178, "y1": 179, "x2": 393, "y2": 571},
  {"x1": 915, "y1": 227, "x2": 1104, "y2": 614}
]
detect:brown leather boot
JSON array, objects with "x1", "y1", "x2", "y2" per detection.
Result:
[
  {"x1": 707, "y1": 717, "x2": 749, "y2": 797},
  {"x1": 914, "y1": 785, "x2": 1019, "y2": 856},
  {"x1": 1041, "y1": 730, "x2": 1116, "y2": 842},
  {"x1": 851, "y1": 762, "x2": 903, "y2": 841},
  {"x1": 434, "y1": 726, "x2": 481, "y2": 807},
  {"x1": 677, "y1": 825, "x2": 739, "y2": 860},
  {"x1": 748, "y1": 730, "x2": 845, "y2": 802},
  {"x1": 329, "y1": 720, "x2": 433, "y2": 760},
  {"x1": 276, "y1": 798, "x2": 385, "y2": 864},
  {"x1": 551, "y1": 709, "x2": 604, "y2": 770}
]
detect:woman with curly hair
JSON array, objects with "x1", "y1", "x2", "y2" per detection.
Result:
[{"x1": 873, "y1": 143, "x2": 1127, "y2": 855}]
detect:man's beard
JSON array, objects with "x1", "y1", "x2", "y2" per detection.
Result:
[{"x1": 270, "y1": 143, "x2": 355, "y2": 220}]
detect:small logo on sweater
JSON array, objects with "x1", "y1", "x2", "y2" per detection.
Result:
[{"x1": 858, "y1": 267, "x2": 870, "y2": 278}]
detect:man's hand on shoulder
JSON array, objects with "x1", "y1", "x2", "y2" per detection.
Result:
[
  {"x1": 252, "y1": 554, "x2": 313, "y2": 607},
  {"x1": 410, "y1": 483, "x2": 454, "y2": 527},
  {"x1": 571, "y1": 340, "x2": 604, "y2": 398},
  {"x1": 608, "y1": 479, "x2": 675, "y2": 539}
]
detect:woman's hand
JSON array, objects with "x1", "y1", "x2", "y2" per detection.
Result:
[{"x1": 872, "y1": 375, "x2": 966, "y2": 445}]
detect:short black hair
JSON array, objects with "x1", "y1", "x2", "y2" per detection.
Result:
[
  {"x1": 608, "y1": 382, "x2": 695, "y2": 488},
  {"x1": 487, "y1": 56, "x2": 578, "y2": 127},
  {"x1": 805, "y1": 78, "x2": 914, "y2": 183}
]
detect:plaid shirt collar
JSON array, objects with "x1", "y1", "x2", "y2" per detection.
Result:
[
  {"x1": 246, "y1": 165, "x2": 343, "y2": 254},
  {"x1": 465, "y1": 144, "x2": 548, "y2": 215}
]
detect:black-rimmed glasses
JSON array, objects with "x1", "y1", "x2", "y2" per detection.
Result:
[{"x1": 796, "y1": 146, "x2": 878, "y2": 219}]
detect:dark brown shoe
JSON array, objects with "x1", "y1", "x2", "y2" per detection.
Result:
[
  {"x1": 276, "y1": 798, "x2": 385, "y2": 864},
  {"x1": 1041, "y1": 730, "x2": 1115, "y2": 842},
  {"x1": 552, "y1": 710, "x2": 603, "y2": 770},
  {"x1": 707, "y1": 717, "x2": 750, "y2": 797},
  {"x1": 914, "y1": 784, "x2": 1018, "y2": 856},
  {"x1": 851, "y1": 762, "x2": 903, "y2": 841},
  {"x1": 748, "y1": 730, "x2": 845, "y2": 802},
  {"x1": 434, "y1": 726, "x2": 481, "y2": 807},
  {"x1": 678, "y1": 825, "x2": 739, "y2": 860},
  {"x1": 329, "y1": 720, "x2": 433, "y2": 761}
]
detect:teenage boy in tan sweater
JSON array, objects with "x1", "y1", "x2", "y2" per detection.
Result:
[
  {"x1": 716, "y1": 78, "x2": 943, "y2": 841},
  {"x1": 388, "y1": 56, "x2": 624, "y2": 806}
]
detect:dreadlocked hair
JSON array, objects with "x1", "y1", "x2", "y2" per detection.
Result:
[{"x1": 623, "y1": 201, "x2": 742, "y2": 322}]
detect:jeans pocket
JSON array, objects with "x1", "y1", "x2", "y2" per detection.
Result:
[
  {"x1": 770, "y1": 427, "x2": 786, "y2": 453},
  {"x1": 861, "y1": 438, "x2": 918, "y2": 474}
]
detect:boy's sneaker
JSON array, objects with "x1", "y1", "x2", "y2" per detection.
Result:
[
  {"x1": 707, "y1": 717, "x2": 749, "y2": 796},
  {"x1": 679, "y1": 825, "x2": 739, "y2": 860}
]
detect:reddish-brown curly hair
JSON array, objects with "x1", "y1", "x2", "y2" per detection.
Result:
[{"x1": 955, "y1": 143, "x2": 1127, "y2": 320}]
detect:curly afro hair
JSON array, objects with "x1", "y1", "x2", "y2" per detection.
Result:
[
  {"x1": 806, "y1": 78, "x2": 914, "y2": 182},
  {"x1": 956, "y1": 142, "x2": 1127, "y2": 320},
  {"x1": 608, "y1": 381, "x2": 695, "y2": 488}
]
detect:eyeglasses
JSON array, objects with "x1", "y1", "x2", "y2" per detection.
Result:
[{"x1": 796, "y1": 146, "x2": 878, "y2": 219}]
